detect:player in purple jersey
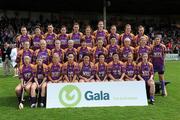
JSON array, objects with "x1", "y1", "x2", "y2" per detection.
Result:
[
  {"x1": 119, "y1": 37, "x2": 135, "y2": 62},
  {"x1": 30, "y1": 58, "x2": 48, "y2": 108},
  {"x1": 15, "y1": 56, "x2": 34, "y2": 109},
  {"x1": 137, "y1": 53, "x2": 155, "y2": 104},
  {"x1": 108, "y1": 52, "x2": 125, "y2": 81},
  {"x1": 79, "y1": 54, "x2": 95, "y2": 82},
  {"x1": 69, "y1": 23, "x2": 83, "y2": 49},
  {"x1": 64, "y1": 40, "x2": 77, "y2": 61},
  {"x1": 31, "y1": 26, "x2": 44, "y2": 51},
  {"x1": 124, "y1": 53, "x2": 137, "y2": 81},
  {"x1": 107, "y1": 25, "x2": 120, "y2": 45},
  {"x1": 44, "y1": 24, "x2": 57, "y2": 50},
  {"x1": 95, "y1": 53, "x2": 108, "y2": 82},
  {"x1": 93, "y1": 20, "x2": 108, "y2": 46},
  {"x1": 51, "y1": 40, "x2": 65, "y2": 63},
  {"x1": 82, "y1": 25, "x2": 95, "y2": 48},
  {"x1": 48, "y1": 53, "x2": 63, "y2": 83},
  {"x1": 106, "y1": 37, "x2": 120, "y2": 63},
  {"x1": 135, "y1": 36, "x2": 151, "y2": 63},
  {"x1": 57, "y1": 25, "x2": 69, "y2": 49},
  {"x1": 150, "y1": 36, "x2": 167, "y2": 96},
  {"x1": 62, "y1": 53, "x2": 79, "y2": 82},
  {"x1": 77, "y1": 40, "x2": 92, "y2": 62},
  {"x1": 34, "y1": 40, "x2": 51, "y2": 65}
]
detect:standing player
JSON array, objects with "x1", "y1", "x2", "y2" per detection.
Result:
[
  {"x1": 79, "y1": 54, "x2": 95, "y2": 82},
  {"x1": 16, "y1": 26, "x2": 31, "y2": 49},
  {"x1": 31, "y1": 26, "x2": 44, "y2": 51},
  {"x1": 135, "y1": 36, "x2": 151, "y2": 63},
  {"x1": 44, "y1": 24, "x2": 57, "y2": 50},
  {"x1": 30, "y1": 58, "x2": 48, "y2": 108},
  {"x1": 57, "y1": 25, "x2": 69, "y2": 49},
  {"x1": 107, "y1": 25, "x2": 120, "y2": 45},
  {"x1": 51, "y1": 40, "x2": 65, "y2": 63},
  {"x1": 93, "y1": 20, "x2": 108, "y2": 46},
  {"x1": 77, "y1": 40, "x2": 92, "y2": 62},
  {"x1": 48, "y1": 53, "x2": 63, "y2": 83},
  {"x1": 151, "y1": 37, "x2": 167, "y2": 96},
  {"x1": 69, "y1": 23, "x2": 83, "y2": 49},
  {"x1": 64, "y1": 40, "x2": 77, "y2": 61},
  {"x1": 119, "y1": 37, "x2": 135, "y2": 62},
  {"x1": 106, "y1": 37, "x2": 120, "y2": 63},
  {"x1": 95, "y1": 53, "x2": 108, "y2": 82},
  {"x1": 92, "y1": 37, "x2": 108, "y2": 63},
  {"x1": 34, "y1": 40, "x2": 51, "y2": 65},
  {"x1": 15, "y1": 56, "x2": 34, "y2": 109},
  {"x1": 137, "y1": 53, "x2": 155, "y2": 104},
  {"x1": 82, "y1": 25, "x2": 95, "y2": 48},
  {"x1": 107, "y1": 53, "x2": 125, "y2": 81},
  {"x1": 124, "y1": 53, "x2": 137, "y2": 81},
  {"x1": 120, "y1": 24, "x2": 135, "y2": 47},
  {"x1": 134, "y1": 25, "x2": 149, "y2": 47},
  {"x1": 62, "y1": 53, "x2": 79, "y2": 82},
  {"x1": 16, "y1": 41, "x2": 34, "y2": 66}
]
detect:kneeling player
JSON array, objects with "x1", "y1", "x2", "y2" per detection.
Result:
[
  {"x1": 15, "y1": 56, "x2": 34, "y2": 109},
  {"x1": 124, "y1": 53, "x2": 137, "y2": 81},
  {"x1": 137, "y1": 53, "x2": 155, "y2": 104},
  {"x1": 79, "y1": 54, "x2": 95, "y2": 82},
  {"x1": 31, "y1": 58, "x2": 48, "y2": 108},
  {"x1": 48, "y1": 53, "x2": 63, "y2": 83},
  {"x1": 108, "y1": 53, "x2": 125, "y2": 81}
]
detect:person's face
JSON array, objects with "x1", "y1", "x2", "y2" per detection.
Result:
[
  {"x1": 140, "y1": 38, "x2": 147, "y2": 46},
  {"x1": 84, "y1": 56, "x2": 90, "y2": 63},
  {"x1": 113, "y1": 54, "x2": 119, "y2": 61},
  {"x1": 85, "y1": 27, "x2": 91, "y2": 35},
  {"x1": 81, "y1": 41, "x2": 86, "y2": 47},
  {"x1": 125, "y1": 26, "x2": 131, "y2": 33},
  {"x1": 127, "y1": 54, "x2": 133, "y2": 61},
  {"x1": 99, "y1": 55, "x2": 105, "y2": 62},
  {"x1": 37, "y1": 59, "x2": 43, "y2": 65},
  {"x1": 68, "y1": 41, "x2": 74, "y2": 48},
  {"x1": 35, "y1": 28, "x2": 41, "y2": 35},
  {"x1": 53, "y1": 54, "x2": 60, "y2": 63},
  {"x1": 21, "y1": 27, "x2": 27, "y2": 35},
  {"x1": 98, "y1": 21, "x2": 104, "y2": 29},
  {"x1": 155, "y1": 38, "x2": 161, "y2": 45},
  {"x1": 73, "y1": 25, "x2": 79, "y2": 32},
  {"x1": 55, "y1": 40, "x2": 61, "y2": 48},
  {"x1": 124, "y1": 39, "x2": 130, "y2": 46},
  {"x1": 61, "y1": 27, "x2": 66, "y2": 34},
  {"x1": 24, "y1": 57, "x2": 30, "y2": 64},
  {"x1": 68, "y1": 54, "x2": 74, "y2": 62},
  {"x1": 97, "y1": 39, "x2": 103, "y2": 47},
  {"x1": 48, "y1": 25, "x2": 53, "y2": 33},
  {"x1": 138, "y1": 27, "x2": 144, "y2": 35},
  {"x1": 24, "y1": 42, "x2": 30, "y2": 49},
  {"x1": 142, "y1": 54, "x2": 148, "y2": 62},
  {"x1": 4, "y1": 43, "x2": 8, "y2": 48},
  {"x1": 111, "y1": 26, "x2": 116, "y2": 33},
  {"x1": 111, "y1": 38, "x2": 116, "y2": 44},
  {"x1": 40, "y1": 41, "x2": 46, "y2": 49}
]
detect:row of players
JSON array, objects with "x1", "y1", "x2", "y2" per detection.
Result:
[
  {"x1": 16, "y1": 36, "x2": 165, "y2": 65},
  {"x1": 16, "y1": 21, "x2": 148, "y2": 50},
  {"x1": 15, "y1": 52, "x2": 155, "y2": 109}
]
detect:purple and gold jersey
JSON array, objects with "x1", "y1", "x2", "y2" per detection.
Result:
[
  {"x1": 19, "y1": 64, "x2": 34, "y2": 81},
  {"x1": 106, "y1": 45, "x2": 119, "y2": 63},
  {"x1": 83, "y1": 35, "x2": 95, "y2": 48},
  {"x1": 16, "y1": 34, "x2": 31, "y2": 49},
  {"x1": 136, "y1": 45, "x2": 151, "y2": 62},
  {"x1": 94, "y1": 30, "x2": 108, "y2": 46},
  {"x1": 80, "y1": 62, "x2": 93, "y2": 78},
  {"x1": 52, "y1": 48, "x2": 64, "y2": 63},
  {"x1": 44, "y1": 33, "x2": 57, "y2": 50},
  {"x1": 95, "y1": 62, "x2": 107, "y2": 81},
  {"x1": 48, "y1": 63, "x2": 62, "y2": 81},
  {"x1": 58, "y1": 34, "x2": 69, "y2": 49},
  {"x1": 93, "y1": 47, "x2": 107, "y2": 63},
  {"x1": 120, "y1": 46, "x2": 134, "y2": 62},
  {"x1": 108, "y1": 61, "x2": 124, "y2": 79},
  {"x1": 70, "y1": 32, "x2": 83, "y2": 49},
  {"x1": 77, "y1": 47, "x2": 91, "y2": 62},
  {"x1": 124, "y1": 62, "x2": 137, "y2": 78},
  {"x1": 108, "y1": 33, "x2": 120, "y2": 45},
  {"x1": 137, "y1": 62, "x2": 154, "y2": 81},
  {"x1": 34, "y1": 49, "x2": 51, "y2": 65},
  {"x1": 64, "y1": 48, "x2": 77, "y2": 61},
  {"x1": 120, "y1": 33, "x2": 135, "y2": 46},
  {"x1": 32, "y1": 34, "x2": 43, "y2": 50},
  {"x1": 17, "y1": 49, "x2": 34, "y2": 65},
  {"x1": 34, "y1": 64, "x2": 48, "y2": 83}
]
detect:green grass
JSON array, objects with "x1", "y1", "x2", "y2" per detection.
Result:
[{"x1": 0, "y1": 61, "x2": 180, "y2": 120}]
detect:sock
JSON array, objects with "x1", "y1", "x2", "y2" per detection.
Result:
[
  {"x1": 31, "y1": 97, "x2": 36, "y2": 104},
  {"x1": 161, "y1": 80, "x2": 165, "y2": 94},
  {"x1": 41, "y1": 97, "x2": 45, "y2": 104},
  {"x1": 18, "y1": 96, "x2": 21, "y2": 104}
]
